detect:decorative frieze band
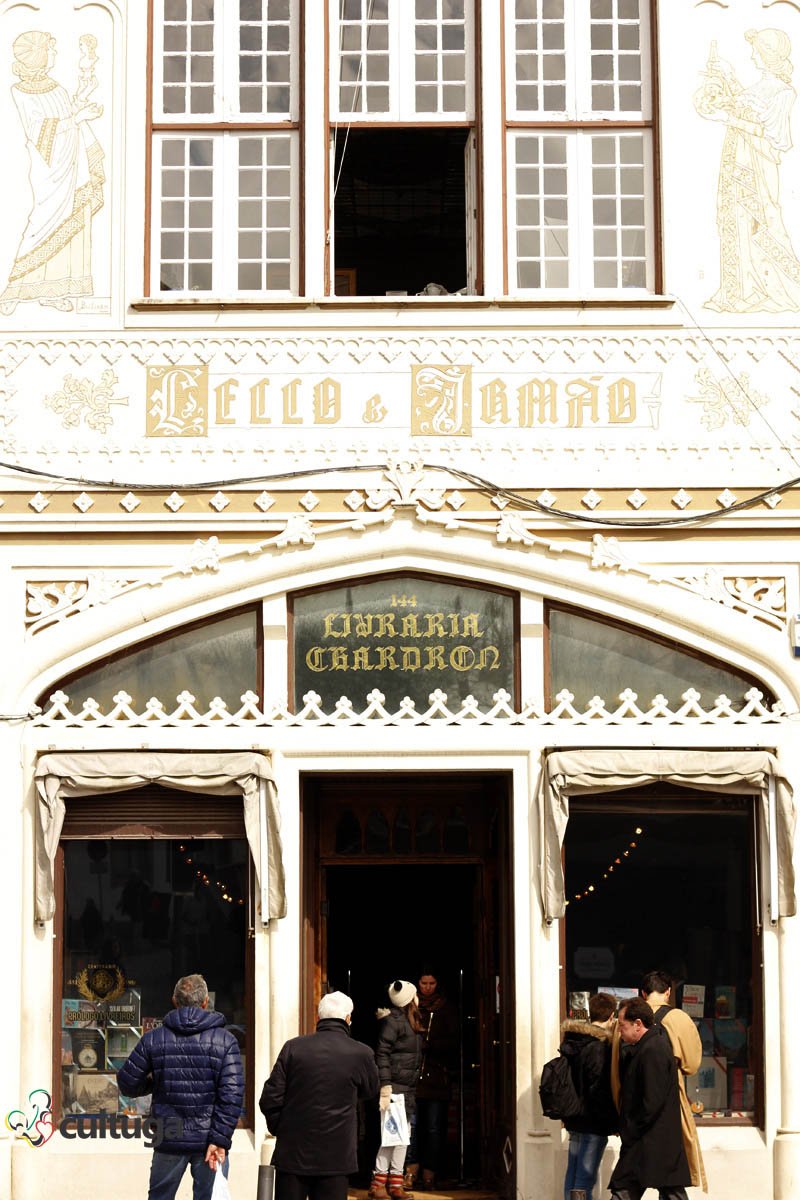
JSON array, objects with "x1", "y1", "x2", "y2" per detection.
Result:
[{"x1": 33, "y1": 686, "x2": 785, "y2": 728}]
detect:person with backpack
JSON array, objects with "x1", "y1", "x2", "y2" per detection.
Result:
[{"x1": 543, "y1": 992, "x2": 619, "y2": 1200}]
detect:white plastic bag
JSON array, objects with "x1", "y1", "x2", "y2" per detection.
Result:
[
  {"x1": 380, "y1": 1092, "x2": 410, "y2": 1147},
  {"x1": 211, "y1": 1167, "x2": 232, "y2": 1200}
]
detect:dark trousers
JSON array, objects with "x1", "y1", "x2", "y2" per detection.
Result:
[
  {"x1": 612, "y1": 1189, "x2": 690, "y2": 1200},
  {"x1": 408, "y1": 1099, "x2": 448, "y2": 1175},
  {"x1": 275, "y1": 1171, "x2": 349, "y2": 1200}
]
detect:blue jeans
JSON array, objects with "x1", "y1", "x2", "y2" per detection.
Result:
[
  {"x1": 563, "y1": 1132, "x2": 607, "y2": 1200},
  {"x1": 148, "y1": 1150, "x2": 230, "y2": 1200}
]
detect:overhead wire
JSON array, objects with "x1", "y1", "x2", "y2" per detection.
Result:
[{"x1": 0, "y1": 454, "x2": 798, "y2": 529}]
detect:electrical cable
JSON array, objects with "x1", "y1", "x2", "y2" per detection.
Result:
[{"x1": 0, "y1": 454, "x2": 798, "y2": 529}]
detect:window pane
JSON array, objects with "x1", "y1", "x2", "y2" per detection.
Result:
[
  {"x1": 548, "y1": 608, "x2": 769, "y2": 709},
  {"x1": 513, "y1": 134, "x2": 569, "y2": 289},
  {"x1": 51, "y1": 610, "x2": 259, "y2": 712},
  {"x1": 237, "y1": 0, "x2": 293, "y2": 117},
  {"x1": 512, "y1": 0, "x2": 566, "y2": 113},
  {"x1": 161, "y1": 0, "x2": 214, "y2": 116},
  {"x1": 60, "y1": 836, "x2": 248, "y2": 1122}
]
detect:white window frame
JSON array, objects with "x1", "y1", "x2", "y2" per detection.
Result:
[
  {"x1": 504, "y1": 0, "x2": 652, "y2": 122},
  {"x1": 153, "y1": 0, "x2": 299, "y2": 123},
  {"x1": 507, "y1": 127, "x2": 655, "y2": 295},
  {"x1": 151, "y1": 130, "x2": 300, "y2": 297},
  {"x1": 329, "y1": 0, "x2": 475, "y2": 123}
]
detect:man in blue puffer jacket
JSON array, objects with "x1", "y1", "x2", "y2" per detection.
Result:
[{"x1": 117, "y1": 973, "x2": 244, "y2": 1200}]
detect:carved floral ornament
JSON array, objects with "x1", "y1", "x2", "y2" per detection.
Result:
[{"x1": 23, "y1": 462, "x2": 788, "y2": 641}]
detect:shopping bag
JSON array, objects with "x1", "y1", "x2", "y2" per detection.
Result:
[
  {"x1": 211, "y1": 1167, "x2": 232, "y2": 1200},
  {"x1": 380, "y1": 1092, "x2": 410, "y2": 1147}
]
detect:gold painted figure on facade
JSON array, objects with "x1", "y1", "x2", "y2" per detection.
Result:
[
  {"x1": 0, "y1": 31, "x2": 104, "y2": 315},
  {"x1": 695, "y1": 29, "x2": 800, "y2": 312}
]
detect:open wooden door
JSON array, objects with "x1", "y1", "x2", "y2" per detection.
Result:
[{"x1": 478, "y1": 782, "x2": 516, "y2": 1199}]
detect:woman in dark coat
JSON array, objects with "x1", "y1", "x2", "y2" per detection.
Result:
[
  {"x1": 609, "y1": 998, "x2": 691, "y2": 1200},
  {"x1": 559, "y1": 992, "x2": 619, "y2": 1200},
  {"x1": 370, "y1": 980, "x2": 423, "y2": 1200},
  {"x1": 405, "y1": 969, "x2": 459, "y2": 1191}
]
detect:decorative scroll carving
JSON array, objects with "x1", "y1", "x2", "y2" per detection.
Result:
[
  {"x1": 687, "y1": 368, "x2": 770, "y2": 430},
  {"x1": 26, "y1": 574, "x2": 133, "y2": 636},
  {"x1": 33, "y1": 686, "x2": 785, "y2": 728},
  {"x1": 44, "y1": 369, "x2": 127, "y2": 431},
  {"x1": 675, "y1": 572, "x2": 787, "y2": 622}
]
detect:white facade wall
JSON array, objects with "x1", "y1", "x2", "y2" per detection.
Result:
[{"x1": 1, "y1": 1, "x2": 800, "y2": 1198}]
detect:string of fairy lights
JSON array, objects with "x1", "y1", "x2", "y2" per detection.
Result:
[
  {"x1": 565, "y1": 825, "x2": 644, "y2": 906},
  {"x1": 178, "y1": 844, "x2": 244, "y2": 906}
]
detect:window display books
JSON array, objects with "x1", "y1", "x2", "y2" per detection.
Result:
[
  {"x1": 568, "y1": 991, "x2": 590, "y2": 1020},
  {"x1": 694, "y1": 1055, "x2": 728, "y2": 1112},
  {"x1": 72, "y1": 1073, "x2": 119, "y2": 1115},
  {"x1": 107, "y1": 990, "x2": 141, "y2": 1028},
  {"x1": 106, "y1": 1027, "x2": 136, "y2": 1060},
  {"x1": 62, "y1": 999, "x2": 104, "y2": 1030},
  {"x1": 715, "y1": 985, "x2": 736, "y2": 1019},
  {"x1": 61, "y1": 1032, "x2": 73, "y2": 1066},
  {"x1": 681, "y1": 983, "x2": 706, "y2": 1017}
]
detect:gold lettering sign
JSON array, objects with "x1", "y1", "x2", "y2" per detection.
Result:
[
  {"x1": 146, "y1": 365, "x2": 208, "y2": 436},
  {"x1": 143, "y1": 366, "x2": 652, "y2": 436},
  {"x1": 411, "y1": 365, "x2": 473, "y2": 436},
  {"x1": 293, "y1": 577, "x2": 515, "y2": 710}
]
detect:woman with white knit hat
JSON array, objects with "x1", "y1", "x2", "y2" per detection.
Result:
[{"x1": 369, "y1": 980, "x2": 423, "y2": 1200}]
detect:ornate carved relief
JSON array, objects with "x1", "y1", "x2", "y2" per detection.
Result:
[
  {"x1": 687, "y1": 368, "x2": 770, "y2": 430},
  {"x1": 694, "y1": 30, "x2": 800, "y2": 313},
  {"x1": 0, "y1": 27, "x2": 106, "y2": 316},
  {"x1": 22, "y1": 465, "x2": 791, "y2": 639},
  {"x1": 26, "y1": 573, "x2": 135, "y2": 635},
  {"x1": 33, "y1": 685, "x2": 785, "y2": 728},
  {"x1": 44, "y1": 368, "x2": 127, "y2": 430}
]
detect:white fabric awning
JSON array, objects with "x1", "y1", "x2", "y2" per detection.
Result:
[
  {"x1": 34, "y1": 751, "x2": 286, "y2": 925},
  {"x1": 539, "y1": 749, "x2": 796, "y2": 924}
]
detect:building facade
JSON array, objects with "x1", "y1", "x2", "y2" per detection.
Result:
[{"x1": 1, "y1": 1, "x2": 800, "y2": 1198}]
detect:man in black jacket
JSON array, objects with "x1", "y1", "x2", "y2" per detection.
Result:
[
  {"x1": 609, "y1": 998, "x2": 691, "y2": 1200},
  {"x1": 260, "y1": 991, "x2": 379, "y2": 1200}
]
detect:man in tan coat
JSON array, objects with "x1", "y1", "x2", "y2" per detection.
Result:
[
  {"x1": 640, "y1": 972, "x2": 707, "y2": 1192},
  {"x1": 612, "y1": 971, "x2": 707, "y2": 1195}
]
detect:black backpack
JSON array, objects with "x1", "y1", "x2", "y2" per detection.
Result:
[{"x1": 539, "y1": 1051, "x2": 584, "y2": 1121}]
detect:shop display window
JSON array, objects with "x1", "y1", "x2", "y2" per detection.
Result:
[
  {"x1": 564, "y1": 789, "x2": 760, "y2": 1123},
  {"x1": 56, "y1": 798, "x2": 251, "y2": 1124}
]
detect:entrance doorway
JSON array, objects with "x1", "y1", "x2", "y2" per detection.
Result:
[{"x1": 301, "y1": 772, "x2": 515, "y2": 1199}]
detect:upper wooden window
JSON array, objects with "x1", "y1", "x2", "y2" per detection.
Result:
[
  {"x1": 155, "y1": 0, "x2": 297, "y2": 121},
  {"x1": 150, "y1": 0, "x2": 299, "y2": 296},
  {"x1": 506, "y1": 0, "x2": 656, "y2": 294}
]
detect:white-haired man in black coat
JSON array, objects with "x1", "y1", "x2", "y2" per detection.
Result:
[{"x1": 260, "y1": 991, "x2": 379, "y2": 1200}]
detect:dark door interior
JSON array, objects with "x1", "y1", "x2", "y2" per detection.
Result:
[{"x1": 302, "y1": 773, "x2": 515, "y2": 1196}]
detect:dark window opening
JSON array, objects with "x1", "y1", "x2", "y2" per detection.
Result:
[
  {"x1": 332, "y1": 128, "x2": 471, "y2": 297},
  {"x1": 564, "y1": 789, "x2": 760, "y2": 1123}
]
